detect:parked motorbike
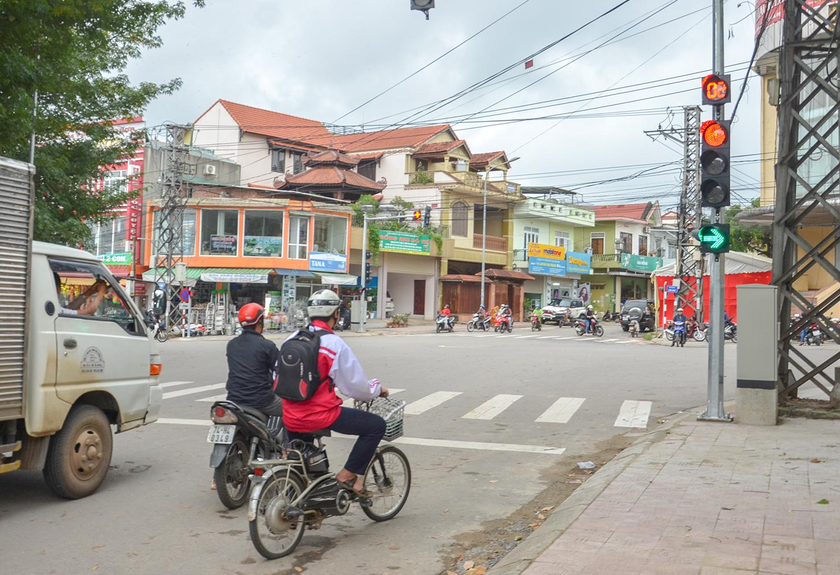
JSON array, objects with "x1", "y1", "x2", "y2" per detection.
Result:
[
  {"x1": 466, "y1": 313, "x2": 491, "y2": 332},
  {"x1": 209, "y1": 401, "x2": 285, "y2": 509},
  {"x1": 707, "y1": 322, "x2": 737, "y2": 343},
  {"x1": 147, "y1": 314, "x2": 167, "y2": 343},
  {"x1": 575, "y1": 317, "x2": 603, "y2": 337},
  {"x1": 804, "y1": 322, "x2": 823, "y2": 346},
  {"x1": 688, "y1": 317, "x2": 707, "y2": 342},
  {"x1": 602, "y1": 310, "x2": 619, "y2": 322},
  {"x1": 530, "y1": 313, "x2": 542, "y2": 331},
  {"x1": 435, "y1": 313, "x2": 454, "y2": 333}
]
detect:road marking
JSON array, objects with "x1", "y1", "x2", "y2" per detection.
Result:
[
  {"x1": 159, "y1": 381, "x2": 194, "y2": 388},
  {"x1": 536, "y1": 397, "x2": 586, "y2": 424},
  {"x1": 162, "y1": 383, "x2": 225, "y2": 400},
  {"x1": 462, "y1": 394, "x2": 523, "y2": 420},
  {"x1": 614, "y1": 400, "x2": 652, "y2": 429},
  {"x1": 342, "y1": 388, "x2": 405, "y2": 407},
  {"x1": 404, "y1": 391, "x2": 462, "y2": 415},
  {"x1": 538, "y1": 336, "x2": 556, "y2": 339},
  {"x1": 515, "y1": 335, "x2": 540, "y2": 339},
  {"x1": 198, "y1": 394, "x2": 227, "y2": 403},
  {"x1": 552, "y1": 336, "x2": 577, "y2": 340},
  {"x1": 593, "y1": 338, "x2": 620, "y2": 343},
  {"x1": 155, "y1": 419, "x2": 566, "y2": 455}
]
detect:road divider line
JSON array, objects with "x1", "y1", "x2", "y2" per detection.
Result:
[
  {"x1": 404, "y1": 391, "x2": 462, "y2": 415},
  {"x1": 159, "y1": 381, "x2": 194, "y2": 388},
  {"x1": 462, "y1": 394, "x2": 523, "y2": 420},
  {"x1": 536, "y1": 397, "x2": 586, "y2": 424},
  {"x1": 162, "y1": 383, "x2": 225, "y2": 400},
  {"x1": 614, "y1": 400, "x2": 652, "y2": 429},
  {"x1": 198, "y1": 394, "x2": 227, "y2": 403}
]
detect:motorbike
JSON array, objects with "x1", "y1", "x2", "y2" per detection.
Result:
[
  {"x1": 209, "y1": 400, "x2": 286, "y2": 509},
  {"x1": 248, "y1": 397, "x2": 411, "y2": 559},
  {"x1": 335, "y1": 306, "x2": 351, "y2": 332},
  {"x1": 435, "y1": 313, "x2": 454, "y2": 333},
  {"x1": 688, "y1": 317, "x2": 706, "y2": 342},
  {"x1": 495, "y1": 314, "x2": 513, "y2": 333},
  {"x1": 602, "y1": 310, "x2": 619, "y2": 322},
  {"x1": 557, "y1": 311, "x2": 572, "y2": 328},
  {"x1": 530, "y1": 313, "x2": 542, "y2": 331},
  {"x1": 147, "y1": 314, "x2": 167, "y2": 342},
  {"x1": 804, "y1": 322, "x2": 823, "y2": 346},
  {"x1": 672, "y1": 320, "x2": 687, "y2": 347},
  {"x1": 575, "y1": 317, "x2": 603, "y2": 337},
  {"x1": 466, "y1": 313, "x2": 491, "y2": 332}
]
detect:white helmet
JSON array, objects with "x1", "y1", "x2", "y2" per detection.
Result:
[
  {"x1": 677, "y1": 307, "x2": 684, "y2": 313},
  {"x1": 587, "y1": 305, "x2": 593, "y2": 310},
  {"x1": 307, "y1": 289, "x2": 341, "y2": 319}
]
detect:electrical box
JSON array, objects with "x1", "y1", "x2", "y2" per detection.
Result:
[{"x1": 736, "y1": 284, "x2": 778, "y2": 425}]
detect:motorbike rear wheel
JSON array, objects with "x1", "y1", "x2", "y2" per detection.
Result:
[
  {"x1": 249, "y1": 473, "x2": 305, "y2": 559},
  {"x1": 692, "y1": 328, "x2": 706, "y2": 342},
  {"x1": 214, "y1": 435, "x2": 251, "y2": 509}
]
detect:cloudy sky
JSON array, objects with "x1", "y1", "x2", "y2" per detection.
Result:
[{"x1": 127, "y1": 0, "x2": 764, "y2": 211}]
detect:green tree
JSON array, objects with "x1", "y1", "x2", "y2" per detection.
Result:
[
  {"x1": 0, "y1": 0, "x2": 202, "y2": 246},
  {"x1": 726, "y1": 198, "x2": 772, "y2": 257}
]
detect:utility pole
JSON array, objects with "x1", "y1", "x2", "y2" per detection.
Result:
[
  {"x1": 480, "y1": 169, "x2": 488, "y2": 308},
  {"x1": 698, "y1": 0, "x2": 732, "y2": 422},
  {"x1": 360, "y1": 212, "x2": 369, "y2": 333}
]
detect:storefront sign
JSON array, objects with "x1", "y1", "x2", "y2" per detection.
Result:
[
  {"x1": 529, "y1": 256, "x2": 567, "y2": 276},
  {"x1": 621, "y1": 253, "x2": 664, "y2": 273},
  {"x1": 210, "y1": 234, "x2": 237, "y2": 256},
  {"x1": 379, "y1": 231, "x2": 430, "y2": 255},
  {"x1": 566, "y1": 251, "x2": 592, "y2": 274},
  {"x1": 243, "y1": 236, "x2": 283, "y2": 257},
  {"x1": 282, "y1": 275, "x2": 297, "y2": 301},
  {"x1": 96, "y1": 252, "x2": 133, "y2": 266},
  {"x1": 308, "y1": 252, "x2": 348, "y2": 272},
  {"x1": 200, "y1": 271, "x2": 268, "y2": 284},
  {"x1": 527, "y1": 242, "x2": 566, "y2": 261}
]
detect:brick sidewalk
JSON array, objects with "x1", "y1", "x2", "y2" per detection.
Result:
[{"x1": 522, "y1": 418, "x2": 840, "y2": 575}]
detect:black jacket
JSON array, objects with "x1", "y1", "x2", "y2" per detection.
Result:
[{"x1": 225, "y1": 330, "x2": 279, "y2": 408}]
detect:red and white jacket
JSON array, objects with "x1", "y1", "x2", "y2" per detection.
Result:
[{"x1": 281, "y1": 319, "x2": 381, "y2": 432}]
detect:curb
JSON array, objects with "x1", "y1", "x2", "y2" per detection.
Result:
[{"x1": 485, "y1": 407, "x2": 700, "y2": 575}]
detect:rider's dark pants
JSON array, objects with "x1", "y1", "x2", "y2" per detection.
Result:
[
  {"x1": 259, "y1": 395, "x2": 285, "y2": 417},
  {"x1": 288, "y1": 407, "x2": 386, "y2": 476}
]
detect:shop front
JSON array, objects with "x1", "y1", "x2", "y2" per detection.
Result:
[
  {"x1": 376, "y1": 231, "x2": 438, "y2": 320},
  {"x1": 523, "y1": 244, "x2": 592, "y2": 309}
]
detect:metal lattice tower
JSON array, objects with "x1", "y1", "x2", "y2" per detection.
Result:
[
  {"x1": 772, "y1": 0, "x2": 840, "y2": 399},
  {"x1": 152, "y1": 124, "x2": 192, "y2": 331},
  {"x1": 675, "y1": 106, "x2": 705, "y2": 320}
]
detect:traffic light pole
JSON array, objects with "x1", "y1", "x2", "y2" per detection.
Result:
[
  {"x1": 360, "y1": 213, "x2": 369, "y2": 334},
  {"x1": 699, "y1": 0, "x2": 732, "y2": 422}
]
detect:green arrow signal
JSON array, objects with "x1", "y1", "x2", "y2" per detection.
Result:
[{"x1": 700, "y1": 227, "x2": 725, "y2": 249}]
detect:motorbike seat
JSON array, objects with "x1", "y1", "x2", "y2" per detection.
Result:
[{"x1": 240, "y1": 405, "x2": 269, "y2": 423}]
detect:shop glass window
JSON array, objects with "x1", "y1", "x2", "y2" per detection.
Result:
[
  {"x1": 200, "y1": 210, "x2": 239, "y2": 256},
  {"x1": 292, "y1": 152, "x2": 303, "y2": 174},
  {"x1": 90, "y1": 216, "x2": 127, "y2": 255},
  {"x1": 313, "y1": 215, "x2": 347, "y2": 253},
  {"x1": 451, "y1": 201, "x2": 468, "y2": 237},
  {"x1": 554, "y1": 231, "x2": 570, "y2": 252},
  {"x1": 288, "y1": 215, "x2": 309, "y2": 259},
  {"x1": 244, "y1": 211, "x2": 284, "y2": 257},
  {"x1": 151, "y1": 209, "x2": 197, "y2": 257}
]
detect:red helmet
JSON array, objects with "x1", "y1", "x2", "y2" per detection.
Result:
[{"x1": 238, "y1": 303, "x2": 265, "y2": 328}]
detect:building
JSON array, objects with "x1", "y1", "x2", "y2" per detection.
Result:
[{"x1": 577, "y1": 202, "x2": 663, "y2": 313}]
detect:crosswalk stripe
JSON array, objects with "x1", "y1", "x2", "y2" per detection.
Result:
[
  {"x1": 342, "y1": 388, "x2": 405, "y2": 407},
  {"x1": 159, "y1": 381, "x2": 194, "y2": 388},
  {"x1": 594, "y1": 338, "x2": 620, "y2": 343},
  {"x1": 198, "y1": 393, "x2": 227, "y2": 403},
  {"x1": 404, "y1": 391, "x2": 462, "y2": 415},
  {"x1": 538, "y1": 336, "x2": 556, "y2": 339},
  {"x1": 515, "y1": 335, "x2": 540, "y2": 339},
  {"x1": 536, "y1": 397, "x2": 586, "y2": 424},
  {"x1": 614, "y1": 400, "x2": 652, "y2": 428},
  {"x1": 552, "y1": 336, "x2": 577, "y2": 340},
  {"x1": 162, "y1": 383, "x2": 225, "y2": 400},
  {"x1": 462, "y1": 394, "x2": 523, "y2": 420}
]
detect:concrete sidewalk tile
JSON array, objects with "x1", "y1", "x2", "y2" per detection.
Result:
[
  {"x1": 699, "y1": 569, "x2": 759, "y2": 575},
  {"x1": 703, "y1": 551, "x2": 760, "y2": 571},
  {"x1": 522, "y1": 561, "x2": 585, "y2": 575},
  {"x1": 815, "y1": 539, "x2": 840, "y2": 566},
  {"x1": 758, "y1": 556, "x2": 817, "y2": 574},
  {"x1": 816, "y1": 567, "x2": 840, "y2": 575},
  {"x1": 639, "y1": 560, "x2": 702, "y2": 574},
  {"x1": 649, "y1": 545, "x2": 706, "y2": 565},
  {"x1": 762, "y1": 534, "x2": 817, "y2": 563}
]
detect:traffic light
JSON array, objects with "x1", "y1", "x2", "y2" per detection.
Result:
[
  {"x1": 701, "y1": 74, "x2": 731, "y2": 106},
  {"x1": 364, "y1": 262, "x2": 372, "y2": 286},
  {"x1": 412, "y1": 210, "x2": 422, "y2": 221},
  {"x1": 700, "y1": 119, "x2": 731, "y2": 208},
  {"x1": 423, "y1": 205, "x2": 431, "y2": 227},
  {"x1": 698, "y1": 224, "x2": 731, "y2": 254}
]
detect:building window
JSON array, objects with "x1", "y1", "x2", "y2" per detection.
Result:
[
  {"x1": 590, "y1": 232, "x2": 605, "y2": 255},
  {"x1": 358, "y1": 161, "x2": 376, "y2": 180},
  {"x1": 244, "y1": 211, "x2": 283, "y2": 257},
  {"x1": 200, "y1": 210, "x2": 239, "y2": 256},
  {"x1": 91, "y1": 217, "x2": 127, "y2": 255},
  {"x1": 271, "y1": 149, "x2": 286, "y2": 173},
  {"x1": 554, "y1": 231, "x2": 570, "y2": 252},
  {"x1": 451, "y1": 201, "x2": 469, "y2": 237},
  {"x1": 313, "y1": 215, "x2": 347, "y2": 253},
  {"x1": 292, "y1": 152, "x2": 303, "y2": 174},
  {"x1": 619, "y1": 232, "x2": 633, "y2": 254},
  {"x1": 416, "y1": 159, "x2": 428, "y2": 172},
  {"x1": 103, "y1": 170, "x2": 128, "y2": 195},
  {"x1": 288, "y1": 215, "x2": 309, "y2": 259},
  {"x1": 638, "y1": 235, "x2": 648, "y2": 256},
  {"x1": 152, "y1": 209, "x2": 197, "y2": 257},
  {"x1": 524, "y1": 226, "x2": 540, "y2": 249}
]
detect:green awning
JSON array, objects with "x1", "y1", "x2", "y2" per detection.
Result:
[{"x1": 142, "y1": 268, "x2": 205, "y2": 281}]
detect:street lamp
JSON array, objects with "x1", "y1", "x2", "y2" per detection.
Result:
[{"x1": 480, "y1": 156, "x2": 520, "y2": 309}]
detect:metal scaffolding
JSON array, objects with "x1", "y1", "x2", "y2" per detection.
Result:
[
  {"x1": 772, "y1": 0, "x2": 840, "y2": 399},
  {"x1": 675, "y1": 106, "x2": 705, "y2": 320}
]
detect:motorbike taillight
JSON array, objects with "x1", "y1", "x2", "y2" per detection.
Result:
[{"x1": 211, "y1": 406, "x2": 238, "y2": 424}]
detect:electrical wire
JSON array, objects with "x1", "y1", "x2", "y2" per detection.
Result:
[{"x1": 730, "y1": 0, "x2": 778, "y2": 122}]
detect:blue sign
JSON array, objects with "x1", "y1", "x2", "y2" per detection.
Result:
[
  {"x1": 666, "y1": 285, "x2": 679, "y2": 294},
  {"x1": 528, "y1": 256, "x2": 567, "y2": 276},
  {"x1": 566, "y1": 252, "x2": 592, "y2": 275},
  {"x1": 308, "y1": 252, "x2": 347, "y2": 273}
]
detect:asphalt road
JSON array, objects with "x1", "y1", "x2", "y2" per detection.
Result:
[{"x1": 1, "y1": 325, "x2": 834, "y2": 575}]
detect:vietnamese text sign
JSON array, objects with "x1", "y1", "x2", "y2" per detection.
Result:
[
  {"x1": 666, "y1": 285, "x2": 679, "y2": 294},
  {"x1": 96, "y1": 252, "x2": 133, "y2": 267},
  {"x1": 566, "y1": 251, "x2": 591, "y2": 274},
  {"x1": 210, "y1": 234, "x2": 237, "y2": 255},
  {"x1": 243, "y1": 236, "x2": 283, "y2": 257},
  {"x1": 621, "y1": 253, "x2": 664, "y2": 273},
  {"x1": 527, "y1": 242, "x2": 566, "y2": 261},
  {"x1": 309, "y1": 252, "x2": 348, "y2": 273},
  {"x1": 379, "y1": 231, "x2": 430, "y2": 254},
  {"x1": 529, "y1": 256, "x2": 567, "y2": 276},
  {"x1": 200, "y1": 271, "x2": 268, "y2": 284}
]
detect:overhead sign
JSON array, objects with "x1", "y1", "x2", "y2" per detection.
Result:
[
  {"x1": 379, "y1": 231, "x2": 431, "y2": 255},
  {"x1": 308, "y1": 252, "x2": 348, "y2": 273},
  {"x1": 528, "y1": 242, "x2": 566, "y2": 261},
  {"x1": 566, "y1": 251, "x2": 591, "y2": 275},
  {"x1": 96, "y1": 252, "x2": 133, "y2": 267},
  {"x1": 698, "y1": 224, "x2": 731, "y2": 254},
  {"x1": 200, "y1": 270, "x2": 268, "y2": 284},
  {"x1": 209, "y1": 234, "x2": 237, "y2": 255},
  {"x1": 529, "y1": 256, "x2": 567, "y2": 277},
  {"x1": 620, "y1": 253, "x2": 664, "y2": 273}
]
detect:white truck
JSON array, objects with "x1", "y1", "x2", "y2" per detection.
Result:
[{"x1": 0, "y1": 156, "x2": 163, "y2": 499}]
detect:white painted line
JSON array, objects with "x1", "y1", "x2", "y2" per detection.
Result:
[
  {"x1": 162, "y1": 382, "x2": 225, "y2": 400},
  {"x1": 552, "y1": 336, "x2": 577, "y2": 340},
  {"x1": 614, "y1": 400, "x2": 652, "y2": 429},
  {"x1": 593, "y1": 338, "x2": 620, "y2": 343},
  {"x1": 342, "y1": 388, "x2": 405, "y2": 407},
  {"x1": 462, "y1": 394, "x2": 523, "y2": 420},
  {"x1": 538, "y1": 336, "x2": 556, "y2": 339},
  {"x1": 198, "y1": 394, "x2": 227, "y2": 403},
  {"x1": 536, "y1": 397, "x2": 586, "y2": 424},
  {"x1": 159, "y1": 381, "x2": 194, "y2": 388},
  {"x1": 515, "y1": 335, "x2": 540, "y2": 339},
  {"x1": 404, "y1": 391, "x2": 462, "y2": 415},
  {"x1": 156, "y1": 419, "x2": 566, "y2": 455}
]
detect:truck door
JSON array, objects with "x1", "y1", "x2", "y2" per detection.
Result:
[{"x1": 50, "y1": 258, "x2": 152, "y2": 425}]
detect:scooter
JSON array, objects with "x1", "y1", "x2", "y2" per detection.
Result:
[
  {"x1": 530, "y1": 313, "x2": 542, "y2": 331},
  {"x1": 671, "y1": 320, "x2": 687, "y2": 347},
  {"x1": 466, "y1": 313, "x2": 491, "y2": 332},
  {"x1": 435, "y1": 313, "x2": 454, "y2": 333},
  {"x1": 496, "y1": 315, "x2": 513, "y2": 333},
  {"x1": 575, "y1": 317, "x2": 603, "y2": 337},
  {"x1": 804, "y1": 322, "x2": 823, "y2": 346}
]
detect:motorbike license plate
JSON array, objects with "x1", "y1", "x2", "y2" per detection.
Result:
[
  {"x1": 207, "y1": 424, "x2": 236, "y2": 444},
  {"x1": 813, "y1": 330, "x2": 821, "y2": 336}
]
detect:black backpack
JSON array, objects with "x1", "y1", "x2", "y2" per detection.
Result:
[{"x1": 274, "y1": 328, "x2": 331, "y2": 402}]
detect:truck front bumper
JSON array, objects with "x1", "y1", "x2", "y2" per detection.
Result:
[{"x1": 144, "y1": 385, "x2": 163, "y2": 425}]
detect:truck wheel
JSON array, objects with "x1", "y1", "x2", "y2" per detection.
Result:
[{"x1": 43, "y1": 405, "x2": 113, "y2": 499}]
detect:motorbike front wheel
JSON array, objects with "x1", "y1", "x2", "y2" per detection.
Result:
[
  {"x1": 593, "y1": 325, "x2": 604, "y2": 337},
  {"x1": 467, "y1": 321, "x2": 475, "y2": 332},
  {"x1": 665, "y1": 330, "x2": 674, "y2": 342},
  {"x1": 249, "y1": 473, "x2": 306, "y2": 559},
  {"x1": 436, "y1": 324, "x2": 442, "y2": 333},
  {"x1": 214, "y1": 436, "x2": 251, "y2": 509},
  {"x1": 693, "y1": 328, "x2": 706, "y2": 342},
  {"x1": 155, "y1": 328, "x2": 167, "y2": 343}
]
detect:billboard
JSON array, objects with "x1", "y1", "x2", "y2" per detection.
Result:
[{"x1": 379, "y1": 231, "x2": 431, "y2": 255}]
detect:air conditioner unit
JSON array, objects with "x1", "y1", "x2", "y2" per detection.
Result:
[{"x1": 203, "y1": 164, "x2": 217, "y2": 177}]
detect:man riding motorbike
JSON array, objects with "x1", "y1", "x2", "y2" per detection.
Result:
[
  {"x1": 476, "y1": 304, "x2": 488, "y2": 330},
  {"x1": 282, "y1": 289, "x2": 390, "y2": 497},
  {"x1": 584, "y1": 305, "x2": 595, "y2": 335},
  {"x1": 671, "y1": 307, "x2": 688, "y2": 347},
  {"x1": 531, "y1": 306, "x2": 544, "y2": 328}
]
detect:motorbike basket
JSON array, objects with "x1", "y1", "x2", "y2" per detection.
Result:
[{"x1": 355, "y1": 396, "x2": 405, "y2": 441}]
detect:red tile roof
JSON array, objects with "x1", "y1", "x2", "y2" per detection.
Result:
[
  {"x1": 413, "y1": 139, "x2": 471, "y2": 157},
  {"x1": 350, "y1": 152, "x2": 384, "y2": 162},
  {"x1": 594, "y1": 203, "x2": 652, "y2": 223},
  {"x1": 470, "y1": 151, "x2": 506, "y2": 167},
  {"x1": 278, "y1": 166, "x2": 385, "y2": 191},
  {"x1": 440, "y1": 274, "x2": 489, "y2": 283},
  {"x1": 303, "y1": 149, "x2": 360, "y2": 166},
  {"x1": 309, "y1": 125, "x2": 452, "y2": 152},
  {"x1": 476, "y1": 269, "x2": 535, "y2": 281},
  {"x1": 268, "y1": 140, "x2": 323, "y2": 153},
  {"x1": 196, "y1": 100, "x2": 329, "y2": 142}
]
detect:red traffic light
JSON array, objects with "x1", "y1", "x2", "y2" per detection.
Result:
[
  {"x1": 701, "y1": 120, "x2": 728, "y2": 147},
  {"x1": 413, "y1": 210, "x2": 422, "y2": 221},
  {"x1": 702, "y1": 74, "x2": 731, "y2": 105}
]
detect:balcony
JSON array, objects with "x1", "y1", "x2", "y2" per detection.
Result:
[
  {"x1": 474, "y1": 233, "x2": 507, "y2": 251},
  {"x1": 406, "y1": 170, "x2": 520, "y2": 196}
]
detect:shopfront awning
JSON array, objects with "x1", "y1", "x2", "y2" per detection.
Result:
[
  {"x1": 200, "y1": 268, "x2": 272, "y2": 284},
  {"x1": 318, "y1": 273, "x2": 359, "y2": 286},
  {"x1": 274, "y1": 268, "x2": 316, "y2": 278}
]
